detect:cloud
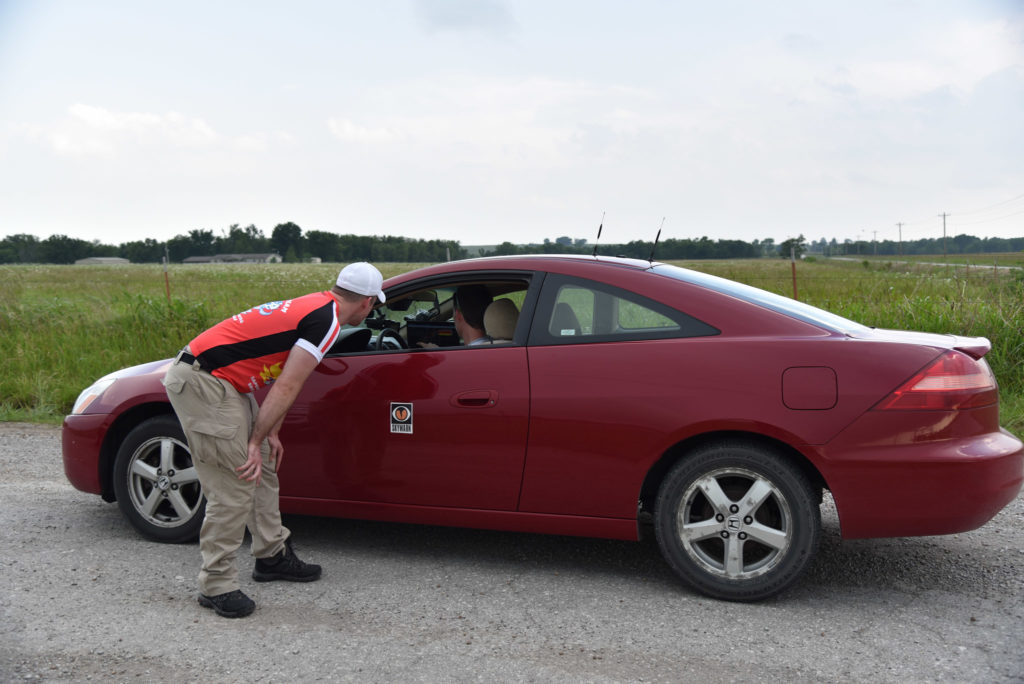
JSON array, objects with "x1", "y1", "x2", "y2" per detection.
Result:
[
  {"x1": 326, "y1": 118, "x2": 403, "y2": 144},
  {"x1": 414, "y1": 0, "x2": 517, "y2": 35},
  {"x1": 7, "y1": 104, "x2": 289, "y2": 158},
  {"x1": 825, "y1": 20, "x2": 1023, "y2": 100},
  {"x1": 324, "y1": 74, "x2": 656, "y2": 170},
  {"x1": 38, "y1": 104, "x2": 220, "y2": 156}
]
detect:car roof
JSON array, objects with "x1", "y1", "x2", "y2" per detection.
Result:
[
  {"x1": 383, "y1": 254, "x2": 873, "y2": 336},
  {"x1": 383, "y1": 254, "x2": 658, "y2": 287}
]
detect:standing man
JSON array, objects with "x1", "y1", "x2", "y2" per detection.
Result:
[{"x1": 163, "y1": 262, "x2": 386, "y2": 618}]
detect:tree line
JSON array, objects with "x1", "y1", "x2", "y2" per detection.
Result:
[
  {"x1": 0, "y1": 224, "x2": 1021, "y2": 264},
  {"x1": 807, "y1": 234, "x2": 1024, "y2": 257},
  {"x1": 0, "y1": 223, "x2": 465, "y2": 264}
]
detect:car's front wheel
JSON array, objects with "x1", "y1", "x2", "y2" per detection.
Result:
[
  {"x1": 654, "y1": 441, "x2": 821, "y2": 601},
  {"x1": 112, "y1": 415, "x2": 204, "y2": 543}
]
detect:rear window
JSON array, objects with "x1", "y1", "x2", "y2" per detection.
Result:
[
  {"x1": 651, "y1": 263, "x2": 871, "y2": 335},
  {"x1": 531, "y1": 273, "x2": 719, "y2": 345}
]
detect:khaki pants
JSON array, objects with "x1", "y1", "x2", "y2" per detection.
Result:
[{"x1": 163, "y1": 355, "x2": 288, "y2": 596}]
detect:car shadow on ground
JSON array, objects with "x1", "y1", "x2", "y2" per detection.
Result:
[
  {"x1": 281, "y1": 512, "x2": 678, "y2": 585},
  {"x1": 79, "y1": 495, "x2": 1018, "y2": 602},
  {"x1": 281, "y1": 510, "x2": 1017, "y2": 601}
]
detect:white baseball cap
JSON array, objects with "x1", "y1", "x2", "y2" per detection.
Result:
[{"x1": 336, "y1": 262, "x2": 386, "y2": 303}]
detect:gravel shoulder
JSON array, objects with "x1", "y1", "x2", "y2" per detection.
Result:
[{"x1": 2, "y1": 422, "x2": 1022, "y2": 682}]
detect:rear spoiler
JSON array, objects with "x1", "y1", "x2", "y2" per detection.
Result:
[{"x1": 952, "y1": 337, "x2": 991, "y2": 360}]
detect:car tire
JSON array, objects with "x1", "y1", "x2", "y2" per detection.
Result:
[
  {"x1": 112, "y1": 415, "x2": 204, "y2": 543},
  {"x1": 654, "y1": 441, "x2": 821, "y2": 601}
]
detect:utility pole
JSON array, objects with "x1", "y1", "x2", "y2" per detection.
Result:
[
  {"x1": 939, "y1": 213, "x2": 949, "y2": 265},
  {"x1": 872, "y1": 230, "x2": 878, "y2": 255},
  {"x1": 896, "y1": 222, "x2": 903, "y2": 257}
]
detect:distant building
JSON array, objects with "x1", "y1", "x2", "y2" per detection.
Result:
[
  {"x1": 183, "y1": 253, "x2": 282, "y2": 264},
  {"x1": 75, "y1": 257, "x2": 130, "y2": 265}
]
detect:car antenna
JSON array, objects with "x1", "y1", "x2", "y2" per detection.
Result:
[
  {"x1": 592, "y1": 211, "x2": 604, "y2": 257},
  {"x1": 648, "y1": 217, "x2": 664, "y2": 262}
]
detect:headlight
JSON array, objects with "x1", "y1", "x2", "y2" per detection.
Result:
[{"x1": 71, "y1": 375, "x2": 119, "y2": 415}]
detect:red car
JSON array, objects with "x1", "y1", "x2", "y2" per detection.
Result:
[{"x1": 62, "y1": 256, "x2": 1023, "y2": 601}]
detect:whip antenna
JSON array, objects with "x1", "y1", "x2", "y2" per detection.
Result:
[
  {"x1": 648, "y1": 217, "x2": 664, "y2": 262},
  {"x1": 592, "y1": 212, "x2": 605, "y2": 257}
]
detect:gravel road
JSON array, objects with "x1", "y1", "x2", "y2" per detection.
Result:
[{"x1": 2, "y1": 422, "x2": 1022, "y2": 683}]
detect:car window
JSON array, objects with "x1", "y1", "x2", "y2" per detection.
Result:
[
  {"x1": 365, "y1": 278, "x2": 532, "y2": 351},
  {"x1": 534, "y1": 275, "x2": 718, "y2": 345},
  {"x1": 651, "y1": 263, "x2": 870, "y2": 335}
]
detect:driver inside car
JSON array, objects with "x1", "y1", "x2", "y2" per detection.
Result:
[{"x1": 417, "y1": 284, "x2": 493, "y2": 348}]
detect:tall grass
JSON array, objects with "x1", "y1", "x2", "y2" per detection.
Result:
[{"x1": 1, "y1": 259, "x2": 1021, "y2": 433}]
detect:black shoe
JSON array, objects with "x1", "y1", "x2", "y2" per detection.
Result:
[
  {"x1": 253, "y1": 540, "x2": 322, "y2": 583},
  {"x1": 197, "y1": 589, "x2": 255, "y2": 618}
]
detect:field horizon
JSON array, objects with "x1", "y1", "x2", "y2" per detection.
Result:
[{"x1": 1, "y1": 257, "x2": 1021, "y2": 433}]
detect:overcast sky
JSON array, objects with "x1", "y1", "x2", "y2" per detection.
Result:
[{"x1": 1, "y1": 1, "x2": 1022, "y2": 248}]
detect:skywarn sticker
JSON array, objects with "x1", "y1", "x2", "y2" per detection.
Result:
[{"x1": 390, "y1": 402, "x2": 413, "y2": 434}]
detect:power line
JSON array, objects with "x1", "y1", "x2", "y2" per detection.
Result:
[
  {"x1": 895, "y1": 190, "x2": 1024, "y2": 228},
  {"x1": 953, "y1": 191, "x2": 1024, "y2": 217},
  {"x1": 949, "y1": 207, "x2": 1024, "y2": 227}
]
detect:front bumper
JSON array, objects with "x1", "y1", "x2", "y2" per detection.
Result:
[{"x1": 62, "y1": 413, "x2": 114, "y2": 496}]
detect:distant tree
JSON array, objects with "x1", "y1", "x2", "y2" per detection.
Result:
[
  {"x1": 305, "y1": 230, "x2": 342, "y2": 262},
  {"x1": 166, "y1": 234, "x2": 195, "y2": 262},
  {"x1": 492, "y1": 241, "x2": 519, "y2": 256},
  {"x1": 952, "y1": 233, "x2": 982, "y2": 254},
  {"x1": 187, "y1": 229, "x2": 216, "y2": 256},
  {"x1": 271, "y1": 222, "x2": 304, "y2": 261},
  {"x1": 120, "y1": 238, "x2": 164, "y2": 263},
  {"x1": 38, "y1": 234, "x2": 93, "y2": 264},
  {"x1": 778, "y1": 235, "x2": 807, "y2": 259},
  {"x1": 0, "y1": 234, "x2": 40, "y2": 263},
  {"x1": 90, "y1": 240, "x2": 119, "y2": 258},
  {"x1": 219, "y1": 224, "x2": 268, "y2": 254}
]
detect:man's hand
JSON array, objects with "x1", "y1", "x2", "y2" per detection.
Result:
[
  {"x1": 241, "y1": 344, "x2": 319, "y2": 483},
  {"x1": 267, "y1": 432, "x2": 284, "y2": 470},
  {"x1": 237, "y1": 433, "x2": 283, "y2": 484},
  {"x1": 237, "y1": 441, "x2": 264, "y2": 484}
]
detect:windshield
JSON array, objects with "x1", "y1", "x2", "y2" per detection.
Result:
[{"x1": 651, "y1": 263, "x2": 871, "y2": 335}]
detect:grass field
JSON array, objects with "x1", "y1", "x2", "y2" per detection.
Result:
[{"x1": 1, "y1": 257, "x2": 1021, "y2": 433}]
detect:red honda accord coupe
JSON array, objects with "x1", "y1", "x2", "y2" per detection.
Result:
[{"x1": 62, "y1": 256, "x2": 1023, "y2": 601}]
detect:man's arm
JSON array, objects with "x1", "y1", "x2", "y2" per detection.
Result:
[{"x1": 236, "y1": 345, "x2": 320, "y2": 483}]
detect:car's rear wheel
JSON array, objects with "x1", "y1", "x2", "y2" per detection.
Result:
[
  {"x1": 654, "y1": 441, "x2": 820, "y2": 601},
  {"x1": 112, "y1": 415, "x2": 204, "y2": 543}
]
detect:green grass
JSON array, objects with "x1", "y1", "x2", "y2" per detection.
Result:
[{"x1": 1, "y1": 258, "x2": 1021, "y2": 433}]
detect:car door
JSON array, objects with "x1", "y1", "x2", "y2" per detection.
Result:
[
  {"x1": 279, "y1": 318, "x2": 530, "y2": 511},
  {"x1": 519, "y1": 272, "x2": 720, "y2": 518}
]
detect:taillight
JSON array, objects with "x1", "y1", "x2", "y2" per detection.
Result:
[{"x1": 874, "y1": 350, "x2": 998, "y2": 411}]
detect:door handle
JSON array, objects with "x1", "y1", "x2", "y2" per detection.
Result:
[{"x1": 451, "y1": 390, "x2": 498, "y2": 408}]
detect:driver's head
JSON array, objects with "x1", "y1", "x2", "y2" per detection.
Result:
[
  {"x1": 453, "y1": 285, "x2": 493, "y2": 331},
  {"x1": 332, "y1": 262, "x2": 385, "y2": 326}
]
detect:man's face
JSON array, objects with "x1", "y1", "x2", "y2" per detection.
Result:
[
  {"x1": 346, "y1": 296, "x2": 375, "y2": 325},
  {"x1": 453, "y1": 307, "x2": 469, "y2": 340}
]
